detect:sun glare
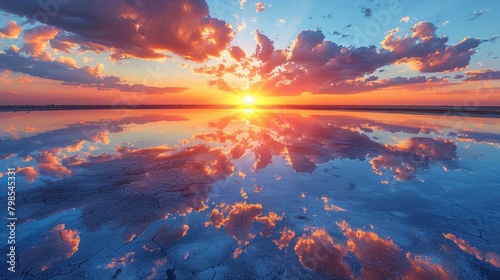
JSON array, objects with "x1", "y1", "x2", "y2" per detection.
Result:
[{"x1": 243, "y1": 95, "x2": 255, "y2": 105}]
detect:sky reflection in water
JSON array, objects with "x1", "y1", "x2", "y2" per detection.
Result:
[{"x1": 0, "y1": 109, "x2": 499, "y2": 279}]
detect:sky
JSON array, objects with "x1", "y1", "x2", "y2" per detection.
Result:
[{"x1": 0, "y1": 0, "x2": 499, "y2": 105}]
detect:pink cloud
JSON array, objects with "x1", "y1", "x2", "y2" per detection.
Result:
[{"x1": 255, "y1": 2, "x2": 266, "y2": 13}]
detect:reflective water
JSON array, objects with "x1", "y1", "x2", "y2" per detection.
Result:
[{"x1": 0, "y1": 109, "x2": 499, "y2": 279}]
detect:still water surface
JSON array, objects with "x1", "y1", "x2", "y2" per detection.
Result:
[{"x1": 0, "y1": 109, "x2": 499, "y2": 279}]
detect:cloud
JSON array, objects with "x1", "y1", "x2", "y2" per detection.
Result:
[
  {"x1": 22, "y1": 25, "x2": 59, "y2": 60},
  {"x1": 370, "y1": 137, "x2": 457, "y2": 181},
  {"x1": 195, "y1": 112, "x2": 455, "y2": 176},
  {"x1": 144, "y1": 224, "x2": 189, "y2": 251},
  {"x1": 22, "y1": 224, "x2": 80, "y2": 272},
  {"x1": 16, "y1": 166, "x2": 39, "y2": 182},
  {"x1": 444, "y1": 233, "x2": 500, "y2": 268},
  {"x1": 244, "y1": 22, "x2": 481, "y2": 95},
  {"x1": 382, "y1": 22, "x2": 481, "y2": 72},
  {"x1": 34, "y1": 149, "x2": 72, "y2": 178},
  {"x1": 294, "y1": 229, "x2": 352, "y2": 278},
  {"x1": 456, "y1": 130, "x2": 500, "y2": 146},
  {"x1": 255, "y1": 2, "x2": 266, "y2": 13},
  {"x1": 362, "y1": 7, "x2": 372, "y2": 18},
  {"x1": 273, "y1": 227, "x2": 295, "y2": 250},
  {"x1": 481, "y1": 35, "x2": 498, "y2": 43},
  {"x1": 400, "y1": 16, "x2": 410, "y2": 23},
  {"x1": 17, "y1": 144, "x2": 234, "y2": 243},
  {"x1": 208, "y1": 78, "x2": 234, "y2": 92},
  {"x1": 205, "y1": 202, "x2": 281, "y2": 256},
  {"x1": 105, "y1": 252, "x2": 135, "y2": 269},
  {"x1": 468, "y1": 9, "x2": 489, "y2": 21},
  {"x1": 0, "y1": 0, "x2": 234, "y2": 62},
  {"x1": 0, "y1": 49, "x2": 187, "y2": 94},
  {"x1": 228, "y1": 46, "x2": 246, "y2": 61},
  {"x1": 464, "y1": 69, "x2": 500, "y2": 81},
  {"x1": 239, "y1": 0, "x2": 247, "y2": 9},
  {"x1": 251, "y1": 22, "x2": 480, "y2": 95},
  {"x1": 0, "y1": 114, "x2": 188, "y2": 160},
  {"x1": 0, "y1": 20, "x2": 22, "y2": 39},
  {"x1": 338, "y1": 221, "x2": 450, "y2": 279}
]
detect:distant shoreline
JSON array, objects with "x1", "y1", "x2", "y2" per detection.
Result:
[{"x1": 1, "y1": 105, "x2": 500, "y2": 117}]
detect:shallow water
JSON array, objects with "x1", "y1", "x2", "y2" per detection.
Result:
[{"x1": 0, "y1": 109, "x2": 499, "y2": 279}]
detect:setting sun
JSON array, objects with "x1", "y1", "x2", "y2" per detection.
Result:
[{"x1": 243, "y1": 95, "x2": 255, "y2": 105}]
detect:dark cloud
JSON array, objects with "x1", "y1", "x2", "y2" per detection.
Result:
[
  {"x1": 0, "y1": 49, "x2": 187, "y2": 93},
  {"x1": 457, "y1": 130, "x2": 500, "y2": 146},
  {"x1": 0, "y1": 0, "x2": 234, "y2": 62},
  {"x1": 481, "y1": 35, "x2": 498, "y2": 43},
  {"x1": 468, "y1": 9, "x2": 489, "y2": 21},
  {"x1": 362, "y1": 7, "x2": 372, "y2": 18},
  {"x1": 464, "y1": 69, "x2": 500, "y2": 81}
]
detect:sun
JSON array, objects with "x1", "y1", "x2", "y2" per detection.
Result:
[{"x1": 243, "y1": 95, "x2": 255, "y2": 105}]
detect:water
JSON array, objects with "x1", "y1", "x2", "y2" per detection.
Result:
[{"x1": 0, "y1": 109, "x2": 499, "y2": 279}]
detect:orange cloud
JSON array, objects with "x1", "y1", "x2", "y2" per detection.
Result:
[
  {"x1": 105, "y1": 252, "x2": 135, "y2": 269},
  {"x1": 16, "y1": 166, "x2": 39, "y2": 182},
  {"x1": 22, "y1": 26, "x2": 59, "y2": 60},
  {"x1": 23, "y1": 224, "x2": 80, "y2": 271},
  {"x1": 321, "y1": 196, "x2": 347, "y2": 212},
  {"x1": 205, "y1": 202, "x2": 282, "y2": 257},
  {"x1": 273, "y1": 227, "x2": 295, "y2": 250},
  {"x1": 58, "y1": 56, "x2": 78, "y2": 68},
  {"x1": 35, "y1": 149, "x2": 72, "y2": 178},
  {"x1": 0, "y1": 21, "x2": 22, "y2": 39},
  {"x1": 338, "y1": 221, "x2": 450, "y2": 279},
  {"x1": 294, "y1": 229, "x2": 352, "y2": 279},
  {"x1": 444, "y1": 233, "x2": 500, "y2": 268},
  {"x1": 18, "y1": 76, "x2": 34, "y2": 83}
]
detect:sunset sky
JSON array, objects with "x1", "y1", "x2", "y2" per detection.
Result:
[{"x1": 1, "y1": 0, "x2": 499, "y2": 105}]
